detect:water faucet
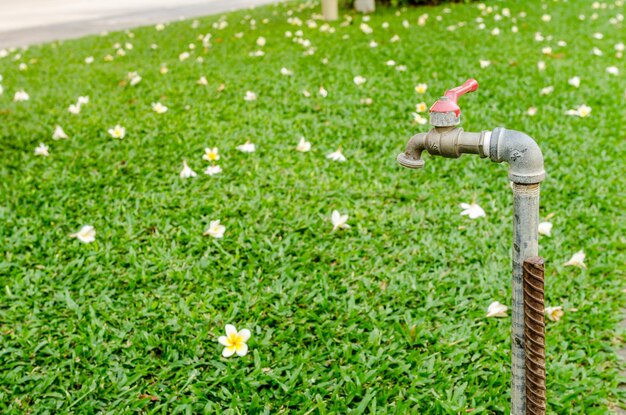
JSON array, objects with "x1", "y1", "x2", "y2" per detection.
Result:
[{"x1": 397, "y1": 79, "x2": 547, "y2": 415}]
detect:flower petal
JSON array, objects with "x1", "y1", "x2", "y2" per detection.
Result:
[
  {"x1": 235, "y1": 343, "x2": 249, "y2": 356},
  {"x1": 225, "y1": 324, "x2": 237, "y2": 337},
  {"x1": 238, "y1": 328, "x2": 251, "y2": 342},
  {"x1": 218, "y1": 336, "x2": 230, "y2": 346},
  {"x1": 222, "y1": 345, "x2": 236, "y2": 357}
]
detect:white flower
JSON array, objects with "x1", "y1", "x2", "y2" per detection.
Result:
[
  {"x1": 244, "y1": 91, "x2": 257, "y2": 101},
  {"x1": 256, "y1": 36, "x2": 266, "y2": 47},
  {"x1": 538, "y1": 222, "x2": 553, "y2": 236},
  {"x1": 302, "y1": 89, "x2": 311, "y2": 97},
  {"x1": 568, "y1": 76, "x2": 581, "y2": 88},
  {"x1": 204, "y1": 165, "x2": 222, "y2": 176},
  {"x1": 396, "y1": 65, "x2": 407, "y2": 72},
  {"x1": 68, "y1": 104, "x2": 81, "y2": 114},
  {"x1": 249, "y1": 50, "x2": 265, "y2": 57},
  {"x1": 541, "y1": 46, "x2": 552, "y2": 55},
  {"x1": 296, "y1": 137, "x2": 311, "y2": 152},
  {"x1": 615, "y1": 42, "x2": 625, "y2": 52},
  {"x1": 415, "y1": 83, "x2": 428, "y2": 94},
  {"x1": 540, "y1": 86, "x2": 554, "y2": 95},
  {"x1": 34, "y1": 143, "x2": 49, "y2": 156},
  {"x1": 360, "y1": 23, "x2": 373, "y2": 34},
  {"x1": 197, "y1": 76, "x2": 208, "y2": 85},
  {"x1": 360, "y1": 97, "x2": 373, "y2": 105},
  {"x1": 566, "y1": 104, "x2": 591, "y2": 117},
  {"x1": 180, "y1": 160, "x2": 197, "y2": 178},
  {"x1": 491, "y1": 28, "x2": 500, "y2": 36},
  {"x1": 71, "y1": 225, "x2": 96, "y2": 243},
  {"x1": 280, "y1": 67, "x2": 293, "y2": 76},
  {"x1": 152, "y1": 102, "x2": 168, "y2": 114},
  {"x1": 353, "y1": 75, "x2": 366, "y2": 86},
  {"x1": 327, "y1": 148, "x2": 346, "y2": 162},
  {"x1": 179, "y1": 51, "x2": 190, "y2": 61},
  {"x1": 319, "y1": 86, "x2": 328, "y2": 98},
  {"x1": 53, "y1": 125, "x2": 68, "y2": 140},
  {"x1": 128, "y1": 71, "x2": 142, "y2": 86},
  {"x1": 545, "y1": 306, "x2": 564, "y2": 322},
  {"x1": 527, "y1": 107, "x2": 538, "y2": 116},
  {"x1": 592, "y1": 47, "x2": 603, "y2": 56},
  {"x1": 77, "y1": 96, "x2": 89, "y2": 105},
  {"x1": 541, "y1": 14, "x2": 551, "y2": 22},
  {"x1": 606, "y1": 66, "x2": 620, "y2": 75},
  {"x1": 537, "y1": 61, "x2": 546, "y2": 71},
  {"x1": 203, "y1": 147, "x2": 220, "y2": 161},
  {"x1": 411, "y1": 113, "x2": 428, "y2": 125},
  {"x1": 14, "y1": 90, "x2": 29, "y2": 101},
  {"x1": 108, "y1": 125, "x2": 126, "y2": 139},
  {"x1": 385, "y1": 60, "x2": 396, "y2": 66},
  {"x1": 369, "y1": 40, "x2": 378, "y2": 48},
  {"x1": 564, "y1": 250, "x2": 586, "y2": 268},
  {"x1": 218, "y1": 324, "x2": 251, "y2": 357},
  {"x1": 479, "y1": 60, "x2": 491, "y2": 68},
  {"x1": 0, "y1": 84, "x2": 3, "y2": 95},
  {"x1": 486, "y1": 301, "x2": 508, "y2": 318},
  {"x1": 331, "y1": 210, "x2": 350, "y2": 231},
  {"x1": 460, "y1": 202, "x2": 486, "y2": 219},
  {"x1": 85, "y1": 56, "x2": 94, "y2": 64},
  {"x1": 204, "y1": 220, "x2": 226, "y2": 238},
  {"x1": 415, "y1": 102, "x2": 428, "y2": 113},
  {"x1": 236, "y1": 141, "x2": 256, "y2": 153},
  {"x1": 592, "y1": 32, "x2": 603, "y2": 39},
  {"x1": 390, "y1": 34, "x2": 401, "y2": 42}
]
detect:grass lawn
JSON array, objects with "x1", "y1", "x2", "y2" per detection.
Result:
[{"x1": 1, "y1": 0, "x2": 626, "y2": 413}]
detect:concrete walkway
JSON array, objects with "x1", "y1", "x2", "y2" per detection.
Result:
[{"x1": 0, "y1": 0, "x2": 278, "y2": 48}]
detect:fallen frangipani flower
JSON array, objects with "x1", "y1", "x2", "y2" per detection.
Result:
[
  {"x1": 204, "y1": 165, "x2": 222, "y2": 176},
  {"x1": 460, "y1": 202, "x2": 486, "y2": 219},
  {"x1": 53, "y1": 125, "x2": 68, "y2": 140},
  {"x1": 218, "y1": 324, "x2": 251, "y2": 357},
  {"x1": 545, "y1": 306, "x2": 564, "y2": 322},
  {"x1": 34, "y1": 143, "x2": 49, "y2": 156},
  {"x1": 415, "y1": 102, "x2": 427, "y2": 113},
  {"x1": 479, "y1": 60, "x2": 491, "y2": 68},
  {"x1": 71, "y1": 225, "x2": 96, "y2": 243},
  {"x1": 68, "y1": 104, "x2": 81, "y2": 114},
  {"x1": 14, "y1": 90, "x2": 29, "y2": 101},
  {"x1": 296, "y1": 137, "x2": 311, "y2": 152},
  {"x1": 203, "y1": 147, "x2": 219, "y2": 162},
  {"x1": 540, "y1": 86, "x2": 554, "y2": 95},
  {"x1": 606, "y1": 66, "x2": 620, "y2": 75},
  {"x1": 564, "y1": 250, "x2": 586, "y2": 268},
  {"x1": 326, "y1": 148, "x2": 346, "y2": 162},
  {"x1": 77, "y1": 96, "x2": 89, "y2": 105},
  {"x1": 179, "y1": 51, "x2": 190, "y2": 61},
  {"x1": 280, "y1": 67, "x2": 293, "y2": 76},
  {"x1": 360, "y1": 97, "x2": 373, "y2": 105},
  {"x1": 565, "y1": 105, "x2": 591, "y2": 117},
  {"x1": 538, "y1": 221, "x2": 553, "y2": 236},
  {"x1": 568, "y1": 76, "x2": 581, "y2": 88},
  {"x1": 256, "y1": 36, "x2": 266, "y2": 47},
  {"x1": 331, "y1": 210, "x2": 350, "y2": 231},
  {"x1": 180, "y1": 160, "x2": 197, "y2": 178},
  {"x1": 412, "y1": 112, "x2": 428, "y2": 125},
  {"x1": 537, "y1": 61, "x2": 546, "y2": 71},
  {"x1": 197, "y1": 76, "x2": 208, "y2": 85},
  {"x1": 204, "y1": 220, "x2": 226, "y2": 238},
  {"x1": 236, "y1": 141, "x2": 256, "y2": 153},
  {"x1": 128, "y1": 71, "x2": 142, "y2": 85},
  {"x1": 244, "y1": 91, "x2": 257, "y2": 101},
  {"x1": 353, "y1": 75, "x2": 366, "y2": 86},
  {"x1": 415, "y1": 83, "x2": 428, "y2": 94},
  {"x1": 319, "y1": 86, "x2": 328, "y2": 98},
  {"x1": 108, "y1": 125, "x2": 126, "y2": 139},
  {"x1": 152, "y1": 102, "x2": 168, "y2": 114},
  {"x1": 85, "y1": 56, "x2": 94, "y2": 64},
  {"x1": 527, "y1": 107, "x2": 538, "y2": 116},
  {"x1": 486, "y1": 301, "x2": 508, "y2": 318}
]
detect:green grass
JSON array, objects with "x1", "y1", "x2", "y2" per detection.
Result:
[{"x1": 1, "y1": 0, "x2": 626, "y2": 413}]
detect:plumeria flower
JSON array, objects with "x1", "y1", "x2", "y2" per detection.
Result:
[
  {"x1": 296, "y1": 137, "x2": 311, "y2": 152},
  {"x1": 545, "y1": 306, "x2": 564, "y2": 322},
  {"x1": 369, "y1": 40, "x2": 378, "y2": 48},
  {"x1": 218, "y1": 324, "x2": 251, "y2": 357},
  {"x1": 302, "y1": 89, "x2": 311, "y2": 97},
  {"x1": 70, "y1": 225, "x2": 96, "y2": 243},
  {"x1": 396, "y1": 65, "x2": 407, "y2": 72},
  {"x1": 360, "y1": 97, "x2": 373, "y2": 105},
  {"x1": 280, "y1": 67, "x2": 293, "y2": 76},
  {"x1": 353, "y1": 75, "x2": 366, "y2": 86},
  {"x1": 128, "y1": 71, "x2": 142, "y2": 86},
  {"x1": 152, "y1": 102, "x2": 168, "y2": 114},
  {"x1": 568, "y1": 76, "x2": 581, "y2": 88},
  {"x1": 331, "y1": 210, "x2": 350, "y2": 231},
  {"x1": 108, "y1": 125, "x2": 126, "y2": 139},
  {"x1": 53, "y1": 125, "x2": 68, "y2": 140},
  {"x1": 385, "y1": 60, "x2": 396, "y2": 66},
  {"x1": 179, "y1": 51, "x2": 190, "y2": 61},
  {"x1": 326, "y1": 148, "x2": 346, "y2": 162},
  {"x1": 460, "y1": 202, "x2": 486, "y2": 219},
  {"x1": 160, "y1": 65, "x2": 168, "y2": 74},
  {"x1": 14, "y1": 90, "x2": 29, "y2": 101},
  {"x1": 34, "y1": 143, "x2": 49, "y2": 156},
  {"x1": 85, "y1": 56, "x2": 94, "y2": 64},
  {"x1": 541, "y1": 14, "x2": 551, "y2": 22},
  {"x1": 538, "y1": 221, "x2": 553, "y2": 236},
  {"x1": 490, "y1": 28, "x2": 500, "y2": 36},
  {"x1": 204, "y1": 220, "x2": 226, "y2": 238},
  {"x1": 319, "y1": 86, "x2": 328, "y2": 98},
  {"x1": 180, "y1": 160, "x2": 197, "y2": 178},
  {"x1": 412, "y1": 112, "x2": 428, "y2": 125},
  {"x1": 527, "y1": 107, "x2": 538, "y2": 116},
  {"x1": 244, "y1": 91, "x2": 257, "y2": 101},
  {"x1": 415, "y1": 102, "x2": 427, "y2": 113},
  {"x1": 236, "y1": 141, "x2": 256, "y2": 153},
  {"x1": 592, "y1": 47, "x2": 603, "y2": 56},
  {"x1": 77, "y1": 96, "x2": 89, "y2": 105},
  {"x1": 606, "y1": 66, "x2": 620, "y2": 75},
  {"x1": 256, "y1": 36, "x2": 266, "y2": 47},
  {"x1": 537, "y1": 61, "x2": 546, "y2": 71},
  {"x1": 204, "y1": 165, "x2": 222, "y2": 176},
  {"x1": 486, "y1": 301, "x2": 508, "y2": 318},
  {"x1": 197, "y1": 76, "x2": 208, "y2": 85},
  {"x1": 390, "y1": 34, "x2": 400, "y2": 42},
  {"x1": 564, "y1": 250, "x2": 586, "y2": 268},
  {"x1": 479, "y1": 60, "x2": 491, "y2": 68},
  {"x1": 540, "y1": 86, "x2": 554, "y2": 95},
  {"x1": 203, "y1": 147, "x2": 220, "y2": 161},
  {"x1": 68, "y1": 104, "x2": 81, "y2": 114},
  {"x1": 566, "y1": 105, "x2": 591, "y2": 117},
  {"x1": 415, "y1": 83, "x2": 428, "y2": 94}
]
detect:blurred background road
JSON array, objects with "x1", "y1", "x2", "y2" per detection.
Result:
[{"x1": 0, "y1": 0, "x2": 278, "y2": 48}]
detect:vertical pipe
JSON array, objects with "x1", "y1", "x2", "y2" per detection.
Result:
[
  {"x1": 321, "y1": 0, "x2": 338, "y2": 21},
  {"x1": 511, "y1": 183, "x2": 540, "y2": 415},
  {"x1": 523, "y1": 256, "x2": 547, "y2": 414}
]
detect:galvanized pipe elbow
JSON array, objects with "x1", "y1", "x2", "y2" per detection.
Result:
[
  {"x1": 490, "y1": 127, "x2": 546, "y2": 184},
  {"x1": 397, "y1": 132, "x2": 427, "y2": 169}
]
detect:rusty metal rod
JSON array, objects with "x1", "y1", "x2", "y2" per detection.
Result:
[{"x1": 523, "y1": 256, "x2": 546, "y2": 415}]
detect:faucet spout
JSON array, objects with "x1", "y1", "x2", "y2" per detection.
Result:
[{"x1": 397, "y1": 132, "x2": 427, "y2": 169}]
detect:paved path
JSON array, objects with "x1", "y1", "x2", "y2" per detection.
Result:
[{"x1": 0, "y1": 0, "x2": 278, "y2": 48}]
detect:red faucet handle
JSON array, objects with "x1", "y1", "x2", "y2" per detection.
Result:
[
  {"x1": 444, "y1": 79, "x2": 479, "y2": 103},
  {"x1": 430, "y1": 79, "x2": 479, "y2": 116}
]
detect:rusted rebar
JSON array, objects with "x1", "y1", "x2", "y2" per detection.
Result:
[{"x1": 523, "y1": 256, "x2": 546, "y2": 415}]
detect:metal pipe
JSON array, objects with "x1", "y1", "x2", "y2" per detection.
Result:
[{"x1": 523, "y1": 256, "x2": 547, "y2": 415}]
